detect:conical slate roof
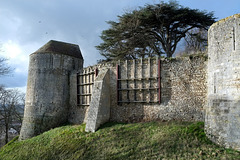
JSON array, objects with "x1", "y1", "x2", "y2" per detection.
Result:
[{"x1": 33, "y1": 40, "x2": 83, "y2": 59}]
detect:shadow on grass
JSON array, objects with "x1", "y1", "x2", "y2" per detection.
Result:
[{"x1": 98, "y1": 122, "x2": 127, "y2": 130}]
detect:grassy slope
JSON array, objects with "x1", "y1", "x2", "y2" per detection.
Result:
[{"x1": 0, "y1": 121, "x2": 239, "y2": 160}]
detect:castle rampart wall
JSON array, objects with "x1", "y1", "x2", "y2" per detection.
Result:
[
  {"x1": 20, "y1": 14, "x2": 240, "y2": 151},
  {"x1": 69, "y1": 55, "x2": 207, "y2": 124}
]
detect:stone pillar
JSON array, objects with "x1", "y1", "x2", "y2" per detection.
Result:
[
  {"x1": 85, "y1": 69, "x2": 110, "y2": 132},
  {"x1": 19, "y1": 40, "x2": 83, "y2": 140},
  {"x1": 206, "y1": 14, "x2": 240, "y2": 150}
]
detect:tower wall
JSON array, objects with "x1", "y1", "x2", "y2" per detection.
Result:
[
  {"x1": 206, "y1": 14, "x2": 240, "y2": 150},
  {"x1": 19, "y1": 41, "x2": 83, "y2": 140}
]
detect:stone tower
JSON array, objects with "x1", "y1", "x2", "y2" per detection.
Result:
[
  {"x1": 19, "y1": 40, "x2": 83, "y2": 140},
  {"x1": 206, "y1": 14, "x2": 240, "y2": 150}
]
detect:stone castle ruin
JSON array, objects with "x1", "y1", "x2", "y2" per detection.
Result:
[
  {"x1": 19, "y1": 14, "x2": 240, "y2": 151},
  {"x1": 206, "y1": 14, "x2": 240, "y2": 150}
]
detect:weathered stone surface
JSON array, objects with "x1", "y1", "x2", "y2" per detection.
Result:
[
  {"x1": 34, "y1": 40, "x2": 83, "y2": 59},
  {"x1": 110, "y1": 57, "x2": 207, "y2": 122},
  {"x1": 205, "y1": 14, "x2": 240, "y2": 150},
  {"x1": 72, "y1": 56, "x2": 207, "y2": 124},
  {"x1": 19, "y1": 14, "x2": 240, "y2": 151},
  {"x1": 85, "y1": 69, "x2": 110, "y2": 132},
  {"x1": 19, "y1": 40, "x2": 83, "y2": 140},
  {"x1": 68, "y1": 70, "x2": 89, "y2": 124}
]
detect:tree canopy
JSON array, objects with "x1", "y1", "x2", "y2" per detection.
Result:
[{"x1": 96, "y1": 1, "x2": 216, "y2": 60}]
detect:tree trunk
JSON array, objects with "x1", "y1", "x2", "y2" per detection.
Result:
[{"x1": 5, "y1": 123, "x2": 8, "y2": 144}]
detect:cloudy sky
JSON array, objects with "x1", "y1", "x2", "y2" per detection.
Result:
[{"x1": 0, "y1": 0, "x2": 239, "y2": 93}]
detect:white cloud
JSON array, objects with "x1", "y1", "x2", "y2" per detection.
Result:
[
  {"x1": 1, "y1": 41, "x2": 28, "y2": 72},
  {"x1": 0, "y1": 41, "x2": 28, "y2": 89},
  {"x1": 7, "y1": 86, "x2": 26, "y2": 94},
  {"x1": 2, "y1": 41, "x2": 22, "y2": 59},
  {"x1": 0, "y1": 9, "x2": 23, "y2": 41},
  {"x1": 0, "y1": 0, "x2": 239, "y2": 90}
]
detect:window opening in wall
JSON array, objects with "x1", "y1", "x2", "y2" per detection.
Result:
[{"x1": 233, "y1": 27, "x2": 236, "y2": 51}]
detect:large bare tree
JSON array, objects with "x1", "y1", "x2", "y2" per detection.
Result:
[
  {"x1": 0, "y1": 46, "x2": 24, "y2": 145},
  {"x1": 0, "y1": 86, "x2": 25, "y2": 144},
  {"x1": 0, "y1": 58, "x2": 11, "y2": 76},
  {"x1": 0, "y1": 44, "x2": 11, "y2": 76},
  {"x1": 184, "y1": 28, "x2": 208, "y2": 54}
]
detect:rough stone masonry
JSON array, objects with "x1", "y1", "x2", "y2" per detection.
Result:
[
  {"x1": 19, "y1": 13, "x2": 240, "y2": 152},
  {"x1": 19, "y1": 40, "x2": 83, "y2": 140},
  {"x1": 69, "y1": 56, "x2": 207, "y2": 124}
]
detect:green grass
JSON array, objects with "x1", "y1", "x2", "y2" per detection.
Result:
[{"x1": 0, "y1": 121, "x2": 240, "y2": 160}]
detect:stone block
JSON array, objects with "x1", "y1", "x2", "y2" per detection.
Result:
[{"x1": 85, "y1": 69, "x2": 110, "y2": 132}]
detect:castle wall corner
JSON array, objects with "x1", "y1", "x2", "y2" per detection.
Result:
[{"x1": 205, "y1": 14, "x2": 240, "y2": 150}]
